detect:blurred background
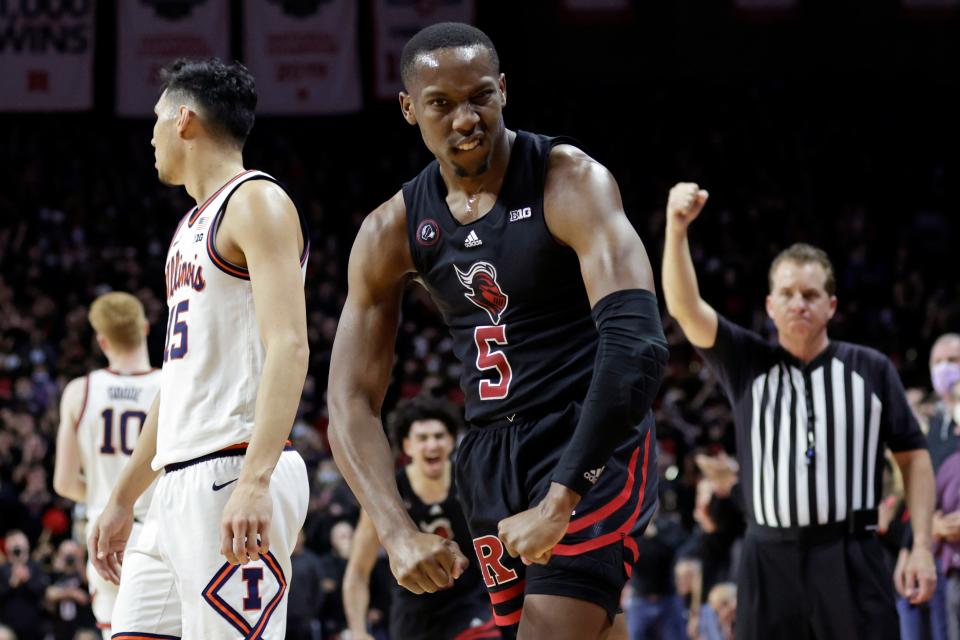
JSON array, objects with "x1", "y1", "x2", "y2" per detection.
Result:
[{"x1": 0, "y1": 1, "x2": 957, "y2": 638}]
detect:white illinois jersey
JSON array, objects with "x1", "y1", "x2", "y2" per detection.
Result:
[
  {"x1": 75, "y1": 368, "x2": 161, "y2": 528},
  {"x1": 154, "y1": 169, "x2": 309, "y2": 469}
]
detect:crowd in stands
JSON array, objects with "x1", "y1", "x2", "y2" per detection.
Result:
[{"x1": 0, "y1": 43, "x2": 956, "y2": 638}]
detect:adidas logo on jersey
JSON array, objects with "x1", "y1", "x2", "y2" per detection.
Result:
[
  {"x1": 583, "y1": 466, "x2": 605, "y2": 485},
  {"x1": 464, "y1": 230, "x2": 483, "y2": 248}
]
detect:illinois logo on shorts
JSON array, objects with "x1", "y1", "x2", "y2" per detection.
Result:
[{"x1": 201, "y1": 551, "x2": 287, "y2": 639}]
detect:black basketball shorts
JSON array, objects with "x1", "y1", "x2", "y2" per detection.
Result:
[{"x1": 454, "y1": 403, "x2": 658, "y2": 631}]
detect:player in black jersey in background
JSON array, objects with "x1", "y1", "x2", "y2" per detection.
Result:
[
  {"x1": 328, "y1": 22, "x2": 668, "y2": 639},
  {"x1": 342, "y1": 397, "x2": 496, "y2": 640}
]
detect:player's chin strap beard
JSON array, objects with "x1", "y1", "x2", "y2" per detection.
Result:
[{"x1": 452, "y1": 156, "x2": 490, "y2": 180}]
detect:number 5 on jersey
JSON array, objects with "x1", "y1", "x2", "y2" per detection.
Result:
[{"x1": 474, "y1": 326, "x2": 511, "y2": 400}]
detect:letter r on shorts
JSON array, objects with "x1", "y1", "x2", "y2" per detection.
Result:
[{"x1": 473, "y1": 534, "x2": 519, "y2": 588}]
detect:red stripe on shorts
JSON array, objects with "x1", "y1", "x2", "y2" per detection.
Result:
[{"x1": 552, "y1": 431, "x2": 651, "y2": 556}]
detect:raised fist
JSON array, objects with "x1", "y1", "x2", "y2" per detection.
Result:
[{"x1": 666, "y1": 182, "x2": 709, "y2": 232}]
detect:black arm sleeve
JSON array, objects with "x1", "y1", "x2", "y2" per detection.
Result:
[{"x1": 550, "y1": 289, "x2": 669, "y2": 496}]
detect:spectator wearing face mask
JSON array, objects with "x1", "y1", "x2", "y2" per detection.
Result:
[
  {"x1": 317, "y1": 520, "x2": 354, "y2": 638},
  {"x1": 927, "y1": 335, "x2": 960, "y2": 470},
  {"x1": 44, "y1": 540, "x2": 96, "y2": 640},
  {"x1": 930, "y1": 380, "x2": 960, "y2": 640},
  {"x1": 0, "y1": 530, "x2": 49, "y2": 640},
  {"x1": 895, "y1": 333, "x2": 960, "y2": 640}
]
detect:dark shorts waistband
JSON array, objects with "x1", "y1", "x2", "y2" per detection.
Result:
[
  {"x1": 468, "y1": 401, "x2": 581, "y2": 430},
  {"x1": 164, "y1": 441, "x2": 293, "y2": 473},
  {"x1": 747, "y1": 509, "x2": 878, "y2": 546},
  {"x1": 468, "y1": 412, "x2": 531, "y2": 430}
]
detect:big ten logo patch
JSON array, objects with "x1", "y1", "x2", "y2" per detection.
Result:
[
  {"x1": 508, "y1": 207, "x2": 532, "y2": 223},
  {"x1": 472, "y1": 535, "x2": 518, "y2": 588},
  {"x1": 203, "y1": 552, "x2": 287, "y2": 637}
]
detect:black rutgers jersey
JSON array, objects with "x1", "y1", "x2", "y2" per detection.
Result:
[
  {"x1": 393, "y1": 468, "x2": 483, "y2": 606},
  {"x1": 403, "y1": 131, "x2": 597, "y2": 425}
]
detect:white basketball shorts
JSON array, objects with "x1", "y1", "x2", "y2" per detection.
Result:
[{"x1": 110, "y1": 446, "x2": 308, "y2": 640}]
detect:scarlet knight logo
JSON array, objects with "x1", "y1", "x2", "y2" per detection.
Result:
[
  {"x1": 419, "y1": 517, "x2": 454, "y2": 541},
  {"x1": 455, "y1": 262, "x2": 508, "y2": 325}
]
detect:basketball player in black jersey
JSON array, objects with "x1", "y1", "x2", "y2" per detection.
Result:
[
  {"x1": 328, "y1": 22, "x2": 668, "y2": 640},
  {"x1": 342, "y1": 397, "x2": 496, "y2": 640}
]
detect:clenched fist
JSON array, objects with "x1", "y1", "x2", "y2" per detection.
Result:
[
  {"x1": 498, "y1": 482, "x2": 579, "y2": 566},
  {"x1": 385, "y1": 530, "x2": 469, "y2": 595},
  {"x1": 667, "y1": 182, "x2": 709, "y2": 233}
]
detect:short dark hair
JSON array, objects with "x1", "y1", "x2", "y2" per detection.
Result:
[
  {"x1": 400, "y1": 22, "x2": 499, "y2": 89},
  {"x1": 159, "y1": 58, "x2": 257, "y2": 147},
  {"x1": 768, "y1": 242, "x2": 837, "y2": 295},
  {"x1": 387, "y1": 396, "x2": 462, "y2": 448}
]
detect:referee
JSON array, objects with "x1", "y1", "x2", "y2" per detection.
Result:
[{"x1": 661, "y1": 183, "x2": 937, "y2": 640}]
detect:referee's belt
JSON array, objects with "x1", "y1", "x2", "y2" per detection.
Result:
[{"x1": 747, "y1": 509, "x2": 879, "y2": 546}]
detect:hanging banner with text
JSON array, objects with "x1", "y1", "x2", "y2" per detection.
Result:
[
  {"x1": 734, "y1": 0, "x2": 798, "y2": 17},
  {"x1": 372, "y1": 0, "x2": 475, "y2": 101},
  {"x1": 0, "y1": 0, "x2": 96, "y2": 112},
  {"x1": 243, "y1": 0, "x2": 361, "y2": 115},
  {"x1": 560, "y1": 0, "x2": 633, "y2": 22},
  {"x1": 734, "y1": 0, "x2": 797, "y2": 8},
  {"x1": 902, "y1": 0, "x2": 960, "y2": 10},
  {"x1": 116, "y1": 0, "x2": 230, "y2": 116}
]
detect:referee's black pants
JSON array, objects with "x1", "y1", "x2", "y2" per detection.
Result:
[{"x1": 737, "y1": 524, "x2": 899, "y2": 640}]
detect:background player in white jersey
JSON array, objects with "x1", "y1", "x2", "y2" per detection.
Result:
[
  {"x1": 54, "y1": 291, "x2": 160, "y2": 639},
  {"x1": 87, "y1": 57, "x2": 311, "y2": 639}
]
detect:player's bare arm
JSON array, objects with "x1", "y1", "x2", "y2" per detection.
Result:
[
  {"x1": 495, "y1": 145, "x2": 668, "y2": 565},
  {"x1": 328, "y1": 193, "x2": 468, "y2": 594},
  {"x1": 214, "y1": 179, "x2": 309, "y2": 566},
  {"x1": 53, "y1": 376, "x2": 87, "y2": 503},
  {"x1": 662, "y1": 182, "x2": 719, "y2": 348},
  {"x1": 90, "y1": 391, "x2": 161, "y2": 585},
  {"x1": 544, "y1": 145, "x2": 656, "y2": 302},
  {"x1": 342, "y1": 510, "x2": 382, "y2": 640},
  {"x1": 893, "y1": 448, "x2": 937, "y2": 604}
]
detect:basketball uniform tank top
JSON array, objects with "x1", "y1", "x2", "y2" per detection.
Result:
[
  {"x1": 403, "y1": 131, "x2": 597, "y2": 425},
  {"x1": 154, "y1": 170, "x2": 309, "y2": 469},
  {"x1": 75, "y1": 368, "x2": 160, "y2": 530},
  {"x1": 393, "y1": 467, "x2": 484, "y2": 607}
]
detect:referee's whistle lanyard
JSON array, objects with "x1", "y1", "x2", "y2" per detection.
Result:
[{"x1": 802, "y1": 369, "x2": 817, "y2": 465}]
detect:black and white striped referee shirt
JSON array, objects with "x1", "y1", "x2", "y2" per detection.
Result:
[{"x1": 699, "y1": 316, "x2": 927, "y2": 529}]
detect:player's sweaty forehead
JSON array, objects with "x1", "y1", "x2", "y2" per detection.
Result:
[{"x1": 409, "y1": 45, "x2": 498, "y2": 95}]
